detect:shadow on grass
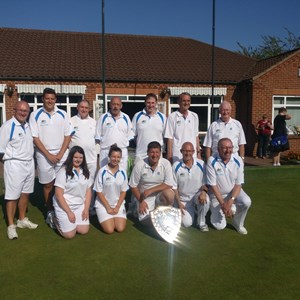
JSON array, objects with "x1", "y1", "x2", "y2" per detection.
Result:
[
  {"x1": 0, "y1": 194, "x2": 7, "y2": 226},
  {"x1": 89, "y1": 214, "x2": 103, "y2": 232},
  {"x1": 29, "y1": 178, "x2": 47, "y2": 218},
  {"x1": 126, "y1": 214, "x2": 168, "y2": 243}
]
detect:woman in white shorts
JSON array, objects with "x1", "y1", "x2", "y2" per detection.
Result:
[
  {"x1": 53, "y1": 146, "x2": 92, "y2": 239},
  {"x1": 94, "y1": 145, "x2": 128, "y2": 234}
]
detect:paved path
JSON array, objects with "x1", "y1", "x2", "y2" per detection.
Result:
[{"x1": 244, "y1": 156, "x2": 274, "y2": 167}]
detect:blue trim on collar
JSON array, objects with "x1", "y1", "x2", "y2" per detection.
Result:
[{"x1": 196, "y1": 161, "x2": 204, "y2": 173}]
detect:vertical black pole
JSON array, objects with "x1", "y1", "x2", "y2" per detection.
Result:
[
  {"x1": 210, "y1": 0, "x2": 216, "y2": 123},
  {"x1": 102, "y1": 0, "x2": 106, "y2": 112}
]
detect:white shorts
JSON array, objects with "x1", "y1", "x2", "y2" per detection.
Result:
[
  {"x1": 99, "y1": 148, "x2": 128, "y2": 173},
  {"x1": 137, "y1": 193, "x2": 165, "y2": 222},
  {"x1": 54, "y1": 202, "x2": 89, "y2": 233},
  {"x1": 35, "y1": 149, "x2": 69, "y2": 184},
  {"x1": 4, "y1": 159, "x2": 35, "y2": 200},
  {"x1": 95, "y1": 200, "x2": 127, "y2": 223}
]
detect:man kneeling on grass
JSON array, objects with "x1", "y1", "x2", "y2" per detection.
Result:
[
  {"x1": 206, "y1": 138, "x2": 251, "y2": 235},
  {"x1": 129, "y1": 141, "x2": 174, "y2": 226},
  {"x1": 173, "y1": 142, "x2": 210, "y2": 232}
]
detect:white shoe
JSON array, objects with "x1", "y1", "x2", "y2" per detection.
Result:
[
  {"x1": 199, "y1": 224, "x2": 209, "y2": 232},
  {"x1": 46, "y1": 211, "x2": 56, "y2": 229},
  {"x1": 17, "y1": 217, "x2": 38, "y2": 229},
  {"x1": 7, "y1": 224, "x2": 18, "y2": 240},
  {"x1": 232, "y1": 220, "x2": 248, "y2": 235}
]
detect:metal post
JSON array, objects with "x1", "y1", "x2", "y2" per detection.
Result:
[
  {"x1": 210, "y1": 0, "x2": 216, "y2": 123},
  {"x1": 101, "y1": 0, "x2": 106, "y2": 112}
]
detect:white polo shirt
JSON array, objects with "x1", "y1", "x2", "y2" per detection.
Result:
[
  {"x1": 203, "y1": 118, "x2": 246, "y2": 157},
  {"x1": 70, "y1": 115, "x2": 97, "y2": 164},
  {"x1": 53, "y1": 167, "x2": 92, "y2": 208},
  {"x1": 94, "y1": 165, "x2": 128, "y2": 206},
  {"x1": 206, "y1": 155, "x2": 244, "y2": 195},
  {"x1": 29, "y1": 106, "x2": 73, "y2": 151},
  {"x1": 95, "y1": 111, "x2": 134, "y2": 149},
  {"x1": 129, "y1": 157, "x2": 174, "y2": 193},
  {"x1": 132, "y1": 109, "x2": 166, "y2": 159},
  {"x1": 164, "y1": 110, "x2": 199, "y2": 160},
  {"x1": 173, "y1": 158, "x2": 206, "y2": 202},
  {"x1": 0, "y1": 117, "x2": 33, "y2": 161}
]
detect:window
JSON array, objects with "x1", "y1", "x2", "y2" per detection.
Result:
[
  {"x1": 19, "y1": 94, "x2": 83, "y2": 118},
  {"x1": 273, "y1": 95, "x2": 300, "y2": 133},
  {"x1": 170, "y1": 96, "x2": 222, "y2": 133}
]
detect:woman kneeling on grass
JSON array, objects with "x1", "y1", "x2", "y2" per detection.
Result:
[
  {"x1": 94, "y1": 145, "x2": 128, "y2": 234},
  {"x1": 53, "y1": 146, "x2": 92, "y2": 239}
]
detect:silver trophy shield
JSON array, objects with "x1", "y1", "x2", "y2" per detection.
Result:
[{"x1": 150, "y1": 206, "x2": 182, "y2": 243}]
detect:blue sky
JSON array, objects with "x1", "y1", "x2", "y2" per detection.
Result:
[{"x1": 1, "y1": 0, "x2": 299, "y2": 51}]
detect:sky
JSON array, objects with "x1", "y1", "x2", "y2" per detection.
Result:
[{"x1": 1, "y1": 0, "x2": 299, "y2": 51}]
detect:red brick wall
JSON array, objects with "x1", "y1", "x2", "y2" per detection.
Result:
[{"x1": 243, "y1": 52, "x2": 300, "y2": 155}]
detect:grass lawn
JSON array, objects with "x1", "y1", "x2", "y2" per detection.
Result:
[{"x1": 0, "y1": 166, "x2": 300, "y2": 300}]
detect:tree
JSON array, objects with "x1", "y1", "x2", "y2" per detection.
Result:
[{"x1": 236, "y1": 28, "x2": 300, "y2": 59}]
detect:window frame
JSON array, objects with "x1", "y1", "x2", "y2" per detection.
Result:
[{"x1": 272, "y1": 95, "x2": 300, "y2": 134}]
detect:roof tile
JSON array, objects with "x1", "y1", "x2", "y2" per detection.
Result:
[{"x1": 0, "y1": 27, "x2": 256, "y2": 83}]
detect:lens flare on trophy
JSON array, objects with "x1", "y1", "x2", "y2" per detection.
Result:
[{"x1": 150, "y1": 206, "x2": 182, "y2": 244}]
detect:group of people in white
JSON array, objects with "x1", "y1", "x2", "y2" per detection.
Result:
[{"x1": 0, "y1": 88, "x2": 251, "y2": 240}]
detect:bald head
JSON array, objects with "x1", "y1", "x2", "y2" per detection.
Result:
[
  {"x1": 180, "y1": 142, "x2": 195, "y2": 163},
  {"x1": 14, "y1": 101, "x2": 30, "y2": 124},
  {"x1": 219, "y1": 101, "x2": 232, "y2": 122},
  {"x1": 109, "y1": 96, "x2": 122, "y2": 117}
]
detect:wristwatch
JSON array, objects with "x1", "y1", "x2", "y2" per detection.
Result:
[{"x1": 231, "y1": 196, "x2": 235, "y2": 201}]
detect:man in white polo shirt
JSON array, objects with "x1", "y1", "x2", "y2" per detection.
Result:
[
  {"x1": 164, "y1": 92, "x2": 201, "y2": 164},
  {"x1": 203, "y1": 101, "x2": 246, "y2": 160},
  {"x1": 206, "y1": 138, "x2": 251, "y2": 235},
  {"x1": 132, "y1": 93, "x2": 166, "y2": 164},
  {"x1": 96, "y1": 96, "x2": 134, "y2": 173},
  {"x1": 70, "y1": 99, "x2": 97, "y2": 181},
  {"x1": 0, "y1": 101, "x2": 38, "y2": 239},
  {"x1": 29, "y1": 88, "x2": 73, "y2": 228},
  {"x1": 129, "y1": 141, "x2": 174, "y2": 226},
  {"x1": 173, "y1": 142, "x2": 210, "y2": 231}
]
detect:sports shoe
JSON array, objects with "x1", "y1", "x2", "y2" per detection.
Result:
[
  {"x1": 7, "y1": 224, "x2": 18, "y2": 240},
  {"x1": 17, "y1": 217, "x2": 38, "y2": 229},
  {"x1": 46, "y1": 211, "x2": 56, "y2": 229},
  {"x1": 198, "y1": 224, "x2": 209, "y2": 232},
  {"x1": 232, "y1": 221, "x2": 248, "y2": 235}
]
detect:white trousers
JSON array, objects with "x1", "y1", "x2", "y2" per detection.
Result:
[
  {"x1": 210, "y1": 189, "x2": 251, "y2": 230},
  {"x1": 178, "y1": 193, "x2": 210, "y2": 228}
]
